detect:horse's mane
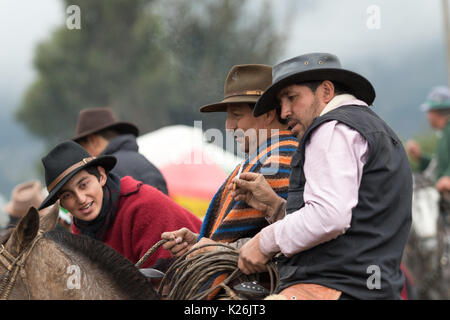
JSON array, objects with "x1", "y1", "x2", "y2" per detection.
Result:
[{"x1": 44, "y1": 230, "x2": 159, "y2": 300}]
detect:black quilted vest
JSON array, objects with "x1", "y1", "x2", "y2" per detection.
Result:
[{"x1": 277, "y1": 105, "x2": 412, "y2": 299}]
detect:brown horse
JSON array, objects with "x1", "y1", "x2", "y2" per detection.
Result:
[{"x1": 0, "y1": 207, "x2": 160, "y2": 299}]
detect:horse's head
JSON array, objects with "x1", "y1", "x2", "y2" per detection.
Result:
[{"x1": 0, "y1": 206, "x2": 59, "y2": 299}]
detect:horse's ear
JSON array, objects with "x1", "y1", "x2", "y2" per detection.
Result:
[
  {"x1": 6, "y1": 207, "x2": 40, "y2": 256},
  {"x1": 39, "y1": 202, "x2": 60, "y2": 232}
]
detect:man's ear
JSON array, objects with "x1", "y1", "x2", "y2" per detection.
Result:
[
  {"x1": 320, "y1": 80, "x2": 335, "y2": 104},
  {"x1": 263, "y1": 109, "x2": 277, "y2": 126},
  {"x1": 97, "y1": 166, "x2": 107, "y2": 187}
]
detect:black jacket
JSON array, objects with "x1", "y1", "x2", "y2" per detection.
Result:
[{"x1": 101, "y1": 134, "x2": 168, "y2": 195}]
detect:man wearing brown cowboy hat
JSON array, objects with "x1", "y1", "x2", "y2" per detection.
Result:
[
  {"x1": 1, "y1": 181, "x2": 58, "y2": 233},
  {"x1": 73, "y1": 107, "x2": 168, "y2": 195},
  {"x1": 232, "y1": 53, "x2": 413, "y2": 300},
  {"x1": 38, "y1": 140, "x2": 202, "y2": 271},
  {"x1": 161, "y1": 64, "x2": 298, "y2": 263}
]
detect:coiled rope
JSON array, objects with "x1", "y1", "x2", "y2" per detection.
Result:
[{"x1": 156, "y1": 242, "x2": 279, "y2": 300}]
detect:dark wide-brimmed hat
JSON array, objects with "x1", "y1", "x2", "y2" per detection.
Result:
[
  {"x1": 253, "y1": 53, "x2": 376, "y2": 117},
  {"x1": 420, "y1": 86, "x2": 450, "y2": 112},
  {"x1": 38, "y1": 140, "x2": 117, "y2": 210},
  {"x1": 200, "y1": 64, "x2": 272, "y2": 113},
  {"x1": 73, "y1": 107, "x2": 139, "y2": 141}
]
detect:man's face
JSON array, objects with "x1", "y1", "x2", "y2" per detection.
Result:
[
  {"x1": 58, "y1": 167, "x2": 107, "y2": 222},
  {"x1": 427, "y1": 110, "x2": 448, "y2": 130},
  {"x1": 277, "y1": 84, "x2": 322, "y2": 139},
  {"x1": 225, "y1": 103, "x2": 266, "y2": 153}
]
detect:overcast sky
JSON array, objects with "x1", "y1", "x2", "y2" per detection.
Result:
[
  {"x1": 0, "y1": 0, "x2": 447, "y2": 112},
  {"x1": 0, "y1": 0, "x2": 63, "y2": 112}
]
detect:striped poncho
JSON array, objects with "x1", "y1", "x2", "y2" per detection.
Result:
[{"x1": 199, "y1": 130, "x2": 298, "y2": 243}]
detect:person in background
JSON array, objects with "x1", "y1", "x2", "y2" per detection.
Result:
[
  {"x1": 406, "y1": 86, "x2": 450, "y2": 193},
  {"x1": 1, "y1": 180, "x2": 59, "y2": 234},
  {"x1": 73, "y1": 107, "x2": 168, "y2": 195}
]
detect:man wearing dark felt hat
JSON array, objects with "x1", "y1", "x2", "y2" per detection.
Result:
[
  {"x1": 38, "y1": 140, "x2": 202, "y2": 271},
  {"x1": 232, "y1": 53, "x2": 413, "y2": 300},
  {"x1": 73, "y1": 107, "x2": 168, "y2": 195}
]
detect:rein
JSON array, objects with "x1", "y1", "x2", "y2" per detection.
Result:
[{"x1": 0, "y1": 232, "x2": 43, "y2": 300}]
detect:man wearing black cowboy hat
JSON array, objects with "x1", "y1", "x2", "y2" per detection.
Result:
[
  {"x1": 38, "y1": 140, "x2": 202, "y2": 271},
  {"x1": 232, "y1": 53, "x2": 413, "y2": 299},
  {"x1": 73, "y1": 107, "x2": 168, "y2": 195}
]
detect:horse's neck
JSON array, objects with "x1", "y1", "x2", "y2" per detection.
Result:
[{"x1": 23, "y1": 237, "x2": 128, "y2": 300}]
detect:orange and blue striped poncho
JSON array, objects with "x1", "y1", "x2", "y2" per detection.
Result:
[{"x1": 199, "y1": 130, "x2": 298, "y2": 243}]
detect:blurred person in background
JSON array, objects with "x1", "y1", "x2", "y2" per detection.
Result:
[
  {"x1": 1, "y1": 180, "x2": 59, "y2": 235},
  {"x1": 73, "y1": 107, "x2": 168, "y2": 195},
  {"x1": 406, "y1": 86, "x2": 450, "y2": 193}
]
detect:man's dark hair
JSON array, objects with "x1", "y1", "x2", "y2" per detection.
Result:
[
  {"x1": 85, "y1": 166, "x2": 102, "y2": 181},
  {"x1": 96, "y1": 128, "x2": 119, "y2": 141},
  {"x1": 76, "y1": 129, "x2": 119, "y2": 145},
  {"x1": 300, "y1": 80, "x2": 350, "y2": 96}
]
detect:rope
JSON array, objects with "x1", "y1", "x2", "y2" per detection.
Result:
[
  {"x1": 135, "y1": 239, "x2": 168, "y2": 268},
  {"x1": 157, "y1": 243, "x2": 279, "y2": 300}
]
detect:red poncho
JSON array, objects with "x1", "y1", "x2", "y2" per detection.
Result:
[{"x1": 72, "y1": 176, "x2": 202, "y2": 269}]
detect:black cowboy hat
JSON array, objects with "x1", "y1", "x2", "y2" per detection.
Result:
[
  {"x1": 253, "y1": 53, "x2": 376, "y2": 117},
  {"x1": 38, "y1": 140, "x2": 117, "y2": 210},
  {"x1": 73, "y1": 107, "x2": 139, "y2": 141}
]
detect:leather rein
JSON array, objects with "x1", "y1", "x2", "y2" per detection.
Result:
[{"x1": 0, "y1": 231, "x2": 43, "y2": 300}]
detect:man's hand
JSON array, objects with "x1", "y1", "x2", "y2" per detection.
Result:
[
  {"x1": 406, "y1": 140, "x2": 422, "y2": 161},
  {"x1": 238, "y1": 233, "x2": 272, "y2": 275},
  {"x1": 229, "y1": 172, "x2": 283, "y2": 220},
  {"x1": 436, "y1": 176, "x2": 450, "y2": 192},
  {"x1": 186, "y1": 237, "x2": 218, "y2": 259},
  {"x1": 161, "y1": 227, "x2": 198, "y2": 258}
]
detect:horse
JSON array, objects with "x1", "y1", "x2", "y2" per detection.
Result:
[
  {"x1": 403, "y1": 173, "x2": 450, "y2": 299},
  {"x1": 0, "y1": 206, "x2": 160, "y2": 300}
]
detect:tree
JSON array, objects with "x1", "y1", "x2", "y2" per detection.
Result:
[{"x1": 16, "y1": 0, "x2": 289, "y2": 147}]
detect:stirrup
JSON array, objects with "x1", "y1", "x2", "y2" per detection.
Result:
[
  {"x1": 139, "y1": 268, "x2": 165, "y2": 279},
  {"x1": 233, "y1": 281, "x2": 269, "y2": 300}
]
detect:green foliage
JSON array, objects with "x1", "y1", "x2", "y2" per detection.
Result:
[{"x1": 16, "y1": 0, "x2": 287, "y2": 147}]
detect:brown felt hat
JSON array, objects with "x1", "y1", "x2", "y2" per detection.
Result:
[
  {"x1": 200, "y1": 64, "x2": 272, "y2": 113},
  {"x1": 73, "y1": 107, "x2": 139, "y2": 141},
  {"x1": 4, "y1": 181, "x2": 48, "y2": 218}
]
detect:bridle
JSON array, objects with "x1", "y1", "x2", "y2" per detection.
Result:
[{"x1": 0, "y1": 231, "x2": 43, "y2": 300}]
